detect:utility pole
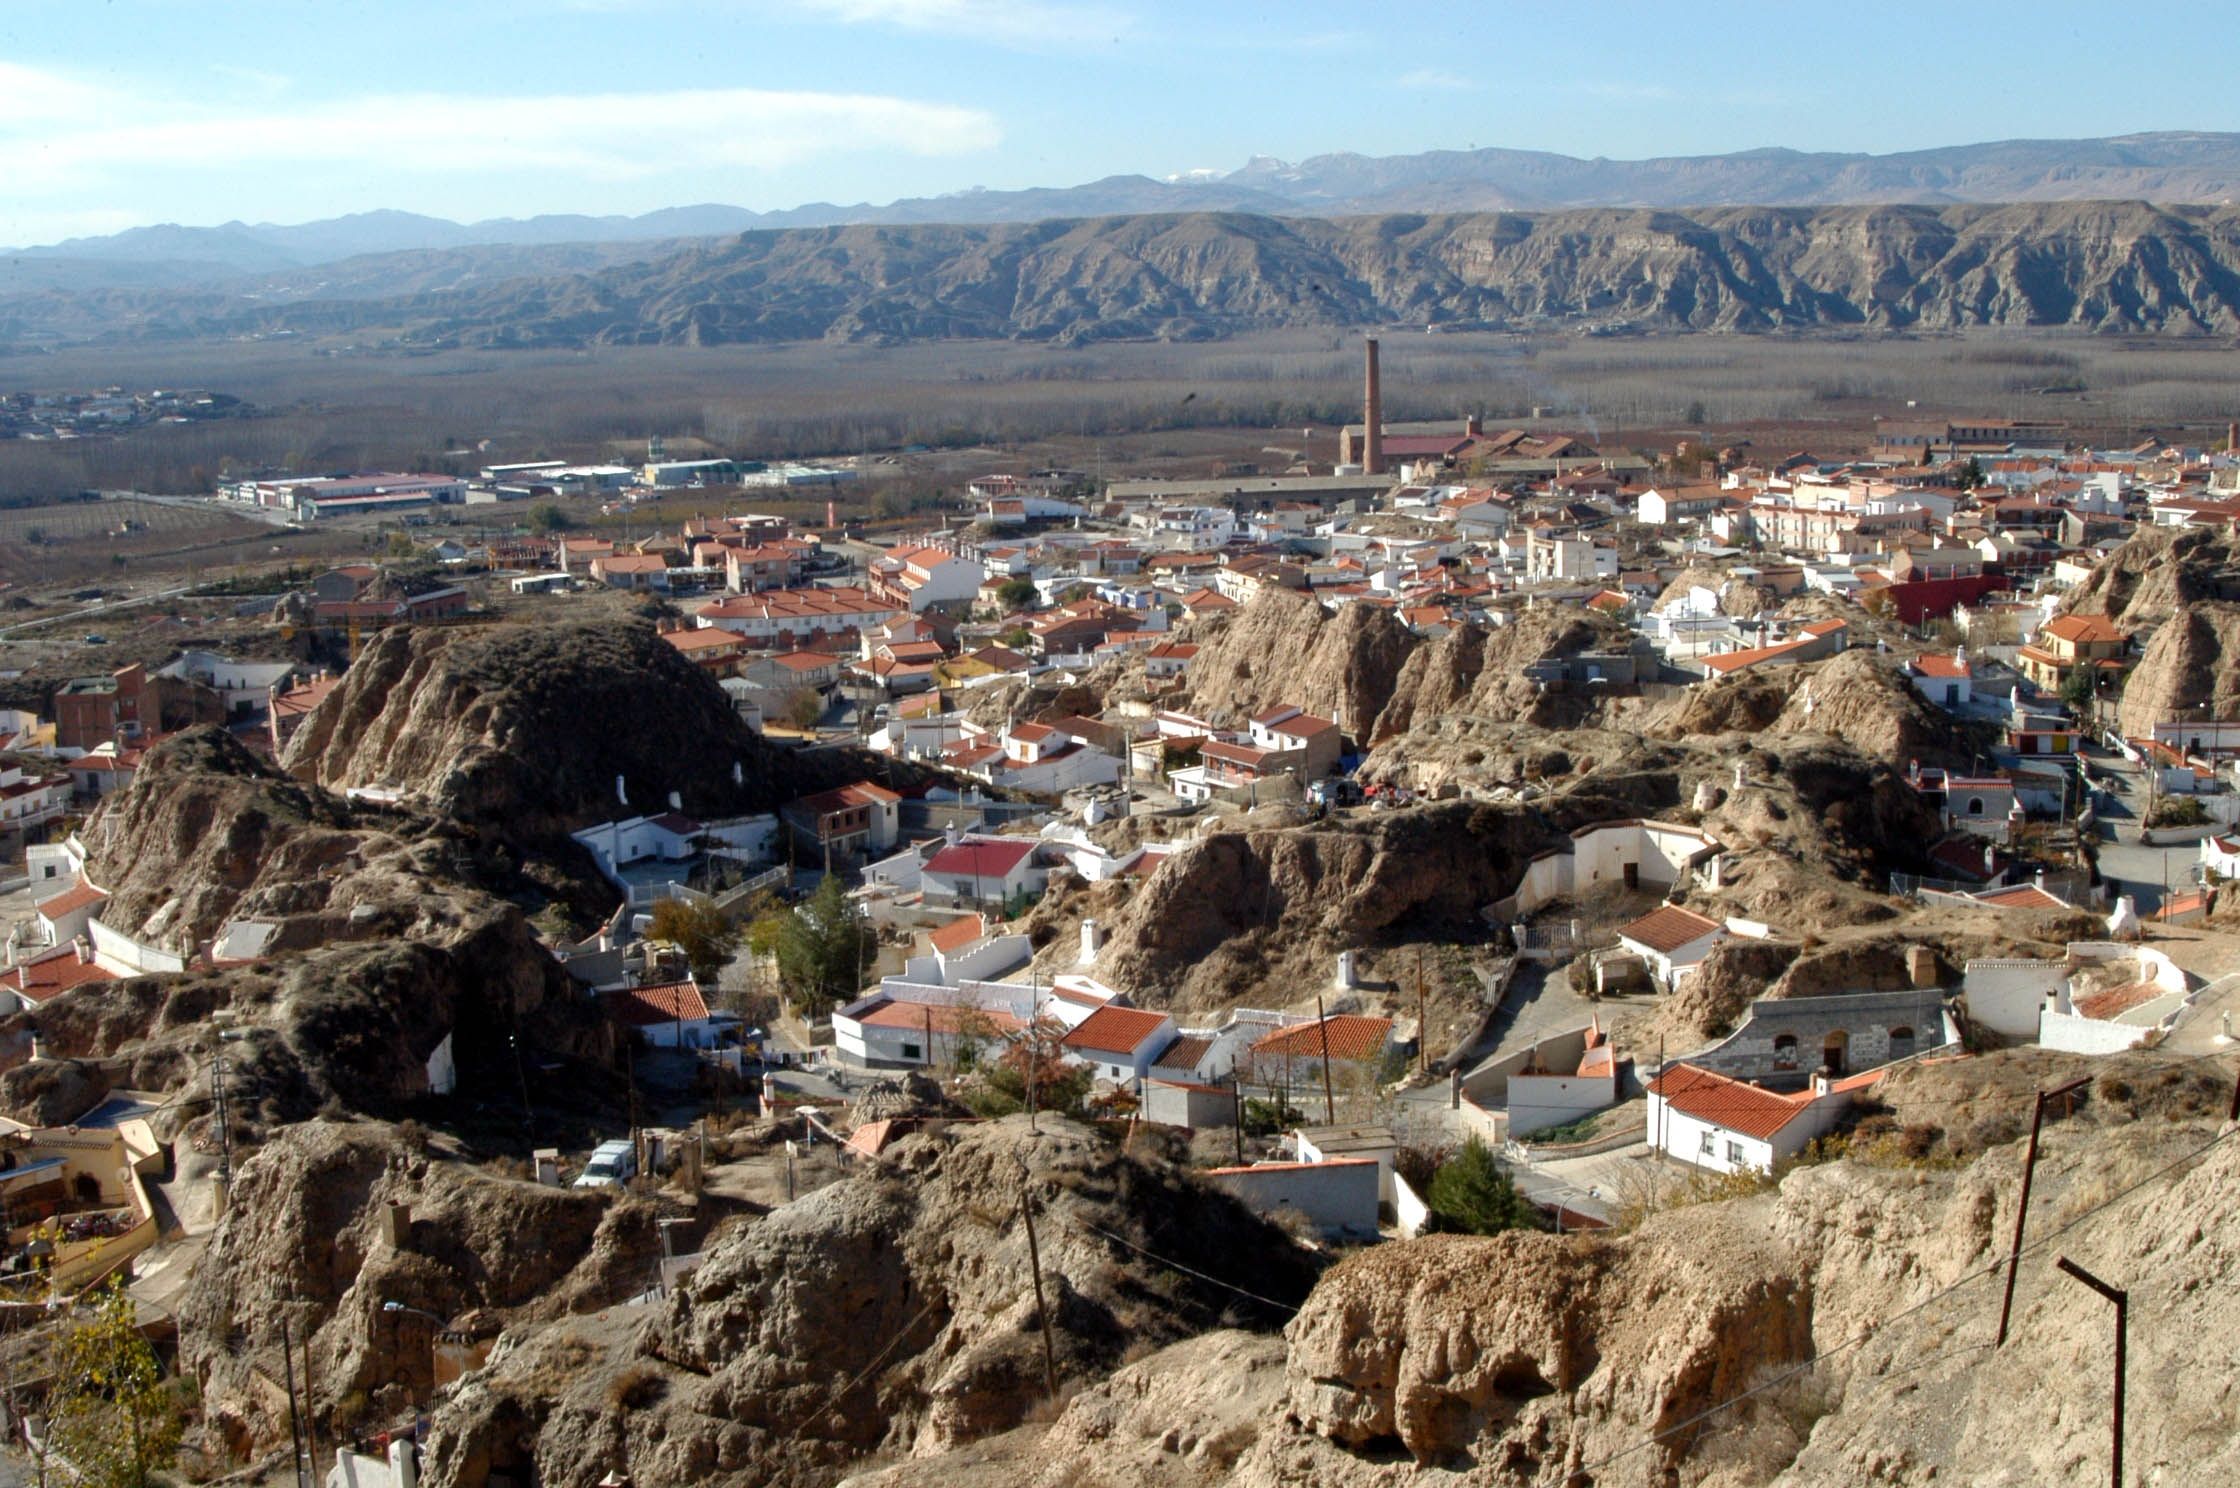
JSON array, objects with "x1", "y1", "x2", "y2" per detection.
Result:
[
  {"x1": 1651, "y1": 1035, "x2": 1664, "y2": 1210},
  {"x1": 1997, "y1": 1075, "x2": 2091, "y2": 1346},
  {"x1": 1415, "y1": 948, "x2": 1428, "y2": 1076},
  {"x1": 2055, "y1": 1257, "x2": 2127, "y2": 1488},
  {"x1": 1017, "y1": 1166, "x2": 1060, "y2": 1402},
  {"x1": 280, "y1": 1317, "x2": 309, "y2": 1488},
  {"x1": 1314, "y1": 993, "x2": 1337, "y2": 1126},
  {"x1": 1232, "y1": 1083, "x2": 1245, "y2": 1163}
]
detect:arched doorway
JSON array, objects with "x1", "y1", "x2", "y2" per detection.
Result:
[
  {"x1": 1821, "y1": 1030, "x2": 1849, "y2": 1077},
  {"x1": 1887, "y1": 1025, "x2": 1916, "y2": 1061},
  {"x1": 1772, "y1": 1034, "x2": 1800, "y2": 1071}
]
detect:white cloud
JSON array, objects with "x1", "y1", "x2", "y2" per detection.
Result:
[
  {"x1": 791, "y1": 0, "x2": 1129, "y2": 46},
  {"x1": 0, "y1": 70, "x2": 1003, "y2": 196},
  {"x1": 1398, "y1": 68, "x2": 1476, "y2": 92}
]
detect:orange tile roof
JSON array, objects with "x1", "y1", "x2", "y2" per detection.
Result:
[
  {"x1": 1617, "y1": 904, "x2": 1725, "y2": 954},
  {"x1": 929, "y1": 914, "x2": 987, "y2": 955},
  {"x1": 1062, "y1": 1005, "x2": 1173, "y2": 1057},
  {"x1": 601, "y1": 981, "x2": 711, "y2": 1027},
  {"x1": 2041, "y1": 614, "x2": 2127, "y2": 645},
  {"x1": 1250, "y1": 1015, "x2": 1392, "y2": 1061},
  {"x1": 36, "y1": 880, "x2": 109, "y2": 919},
  {"x1": 1648, "y1": 1064, "x2": 1820, "y2": 1142},
  {"x1": 0, "y1": 944, "x2": 116, "y2": 1003},
  {"x1": 1912, "y1": 653, "x2": 1970, "y2": 679},
  {"x1": 1151, "y1": 1036, "x2": 1215, "y2": 1072},
  {"x1": 854, "y1": 999, "x2": 1024, "y2": 1036}
]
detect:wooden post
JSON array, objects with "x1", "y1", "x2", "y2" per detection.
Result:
[
  {"x1": 279, "y1": 1318, "x2": 308, "y2": 1488},
  {"x1": 1998, "y1": 1076, "x2": 2090, "y2": 1347},
  {"x1": 2055, "y1": 1257, "x2": 2127, "y2": 1488},
  {"x1": 1018, "y1": 1175, "x2": 1060, "y2": 1401},
  {"x1": 1314, "y1": 993, "x2": 1337, "y2": 1126},
  {"x1": 1415, "y1": 948, "x2": 1428, "y2": 1075}
]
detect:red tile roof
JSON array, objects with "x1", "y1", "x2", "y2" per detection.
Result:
[
  {"x1": 36, "y1": 880, "x2": 109, "y2": 919},
  {"x1": 1648, "y1": 1064, "x2": 1823, "y2": 1142},
  {"x1": 1250, "y1": 1015, "x2": 1392, "y2": 1061},
  {"x1": 602, "y1": 981, "x2": 711, "y2": 1027},
  {"x1": 2041, "y1": 614, "x2": 2127, "y2": 645},
  {"x1": 0, "y1": 944, "x2": 115, "y2": 1003},
  {"x1": 1151, "y1": 1035, "x2": 1215, "y2": 1072},
  {"x1": 1061, "y1": 1005, "x2": 1174, "y2": 1057},
  {"x1": 854, "y1": 999, "x2": 1024, "y2": 1035},
  {"x1": 928, "y1": 914, "x2": 987, "y2": 955},
  {"x1": 924, "y1": 840, "x2": 1037, "y2": 879},
  {"x1": 1617, "y1": 904, "x2": 1726, "y2": 955},
  {"x1": 1911, "y1": 653, "x2": 1971, "y2": 679}
]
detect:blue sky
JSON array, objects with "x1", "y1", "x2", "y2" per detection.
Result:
[{"x1": 2, "y1": 0, "x2": 2233, "y2": 246}]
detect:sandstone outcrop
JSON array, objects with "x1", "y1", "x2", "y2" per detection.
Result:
[
  {"x1": 415, "y1": 1116, "x2": 1319, "y2": 1488},
  {"x1": 2115, "y1": 599, "x2": 2240, "y2": 735},
  {"x1": 1175, "y1": 588, "x2": 1415, "y2": 737},
  {"x1": 282, "y1": 618, "x2": 827, "y2": 840},
  {"x1": 2061, "y1": 523, "x2": 2240, "y2": 628}
]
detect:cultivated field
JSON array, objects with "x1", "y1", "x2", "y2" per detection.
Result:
[
  {"x1": 0, "y1": 496, "x2": 367, "y2": 593},
  {"x1": 5, "y1": 330, "x2": 2240, "y2": 505}
]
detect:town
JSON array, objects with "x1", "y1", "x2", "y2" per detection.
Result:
[{"x1": 3, "y1": 317, "x2": 2240, "y2": 1485}]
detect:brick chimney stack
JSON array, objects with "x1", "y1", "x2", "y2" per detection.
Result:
[{"x1": 1363, "y1": 337, "x2": 1385, "y2": 476}]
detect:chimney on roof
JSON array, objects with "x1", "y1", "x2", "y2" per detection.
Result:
[
  {"x1": 1465, "y1": 412, "x2": 1483, "y2": 438},
  {"x1": 1363, "y1": 339, "x2": 1385, "y2": 477},
  {"x1": 1811, "y1": 1067, "x2": 1833, "y2": 1097},
  {"x1": 1079, "y1": 918, "x2": 1103, "y2": 963},
  {"x1": 75, "y1": 936, "x2": 92, "y2": 965}
]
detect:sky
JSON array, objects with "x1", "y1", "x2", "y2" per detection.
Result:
[{"x1": 3, "y1": 0, "x2": 2236, "y2": 247}]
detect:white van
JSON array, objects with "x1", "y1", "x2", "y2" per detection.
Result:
[{"x1": 573, "y1": 1139, "x2": 637, "y2": 1190}]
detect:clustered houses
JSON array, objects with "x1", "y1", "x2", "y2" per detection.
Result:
[{"x1": 830, "y1": 904, "x2": 1397, "y2": 1107}]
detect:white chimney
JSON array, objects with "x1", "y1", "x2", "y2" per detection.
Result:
[
  {"x1": 1732, "y1": 762, "x2": 1746, "y2": 790},
  {"x1": 1811, "y1": 1069, "x2": 1832, "y2": 1097},
  {"x1": 1079, "y1": 918, "x2": 1103, "y2": 964},
  {"x1": 615, "y1": 774, "x2": 629, "y2": 805},
  {"x1": 668, "y1": 790, "x2": 683, "y2": 812},
  {"x1": 1335, "y1": 950, "x2": 1358, "y2": 990}
]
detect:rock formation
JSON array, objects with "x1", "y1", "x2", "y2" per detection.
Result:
[
  {"x1": 414, "y1": 1116, "x2": 1319, "y2": 1488},
  {"x1": 282, "y1": 618, "x2": 825, "y2": 840},
  {"x1": 2116, "y1": 599, "x2": 2240, "y2": 735},
  {"x1": 1175, "y1": 590, "x2": 1416, "y2": 738}
]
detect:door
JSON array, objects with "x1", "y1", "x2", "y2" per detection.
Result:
[{"x1": 1623, "y1": 862, "x2": 1640, "y2": 890}]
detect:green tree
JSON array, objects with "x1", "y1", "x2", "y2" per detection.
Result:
[
  {"x1": 784, "y1": 688, "x2": 826, "y2": 730},
  {"x1": 775, "y1": 873, "x2": 874, "y2": 1016},
  {"x1": 1955, "y1": 456, "x2": 1987, "y2": 491},
  {"x1": 996, "y1": 576, "x2": 1039, "y2": 611},
  {"x1": 647, "y1": 896, "x2": 741, "y2": 985},
  {"x1": 527, "y1": 503, "x2": 573, "y2": 533},
  {"x1": 2059, "y1": 664, "x2": 2097, "y2": 715},
  {"x1": 1424, "y1": 1137, "x2": 1544, "y2": 1236},
  {"x1": 44, "y1": 1281, "x2": 183, "y2": 1488}
]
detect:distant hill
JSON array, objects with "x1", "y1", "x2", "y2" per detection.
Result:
[
  {"x1": 10, "y1": 130, "x2": 2240, "y2": 292},
  {"x1": 31, "y1": 200, "x2": 2240, "y2": 349}
]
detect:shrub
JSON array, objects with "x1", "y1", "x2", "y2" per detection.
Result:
[
  {"x1": 606, "y1": 1364, "x2": 667, "y2": 1410},
  {"x1": 1425, "y1": 1137, "x2": 1544, "y2": 1236}
]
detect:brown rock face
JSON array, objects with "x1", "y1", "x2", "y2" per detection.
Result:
[
  {"x1": 1177, "y1": 589, "x2": 1417, "y2": 737},
  {"x1": 1083, "y1": 802, "x2": 1559, "y2": 1014},
  {"x1": 2063, "y1": 523, "x2": 2240, "y2": 628},
  {"x1": 1283, "y1": 1234, "x2": 1813, "y2": 1473},
  {"x1": 1368, "y1": 611, "x2": 1633, "y2": 743},
  {"x1": 282, "y1": 618, "x2": 825, "y2": 840},
  {"x1": 177, "y1": 1120, "x2": 658, "y2": 1457},
  {"x1": 416, "y1": 1117, "x2": 1319, "y2": 1488},
  {"x1": 2116, "y1": 599, "x2": 2240, "y2": 735}
]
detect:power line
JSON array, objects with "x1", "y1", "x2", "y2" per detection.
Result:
[
  {"x1": 1071, "y1": 1219, "x2": 1299, "y2": 1316},
  {"x1": 1564, "y1": 1121, "x2": 2239, "y2": 1482}
]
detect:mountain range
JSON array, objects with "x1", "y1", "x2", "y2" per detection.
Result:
[
  {"x1": 13, "y1": 131, "x2": 2240, "y2": 285},
  {"x1": 15, "y1": 135, "x2": 2240, "y2": 349},
  {"x1": 16, "y1": 200, "x2": 2240, "y2": 350}
]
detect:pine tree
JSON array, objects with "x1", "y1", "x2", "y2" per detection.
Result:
[{"x1": 1425, "y1": 1137, "x2": 1545, "y2": 1236}]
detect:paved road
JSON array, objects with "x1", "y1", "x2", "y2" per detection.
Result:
[{"x1": 2080, "y1": 745, "x2": 2198, "y2": 915}]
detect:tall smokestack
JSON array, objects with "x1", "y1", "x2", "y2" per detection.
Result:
[{"x1": 1363, "y1": 337, "x2": 1385, "y2": 476}]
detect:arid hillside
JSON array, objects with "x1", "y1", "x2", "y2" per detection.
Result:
[{"x1": 44, "y1": 201, "x2": 2240, "y2": 347}]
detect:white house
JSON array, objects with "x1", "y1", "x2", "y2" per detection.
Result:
[
  {"x1": 1614, "y1": 904, "x2": 1730, "y2": 992},
  {"x1": 1647, "y1": 1063, "x2": 1878, "y2": 1175},
  {"x1": 876, "y1": 545, "x2": 984, "y2": 612},
  {"x1": 1906, "y1": 653, "x2": 1972, "y2": 710},
  {"x1": 919, "y1": 836, "x2": 1045, "y2": 908},
  {"x1": 602, "y1": 981, "x2": 730, "y2": 1050},
  {"x1": 1059, "y1": 1005, "x2": 1179, "y2": 1087}
]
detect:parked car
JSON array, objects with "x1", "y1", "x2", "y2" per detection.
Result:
[{"x1": 572, "y1": 1139, "x2": 637, "y2": 1190}]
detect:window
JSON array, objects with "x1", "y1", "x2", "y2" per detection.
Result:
[
  {"x1": 1726, "y1": 1141, "x2": 1746, "y2": 1165},
  {"x1": 901, "y1": 1042, "x2": 922, "y2": 1062},
  {"x1": 1966, "y1": 797, "x2": 1985, "y2": 816},
  {"x1": 1699, "y1": 1130, "x2": 1715, "y2": 1156},
  {"x1": 1888, "y1": 1025, "x2": 1917, "y2": 1060},
  {"x1": 1772, "y1": 1034, "x2": 1800, "y2": 1071}
]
